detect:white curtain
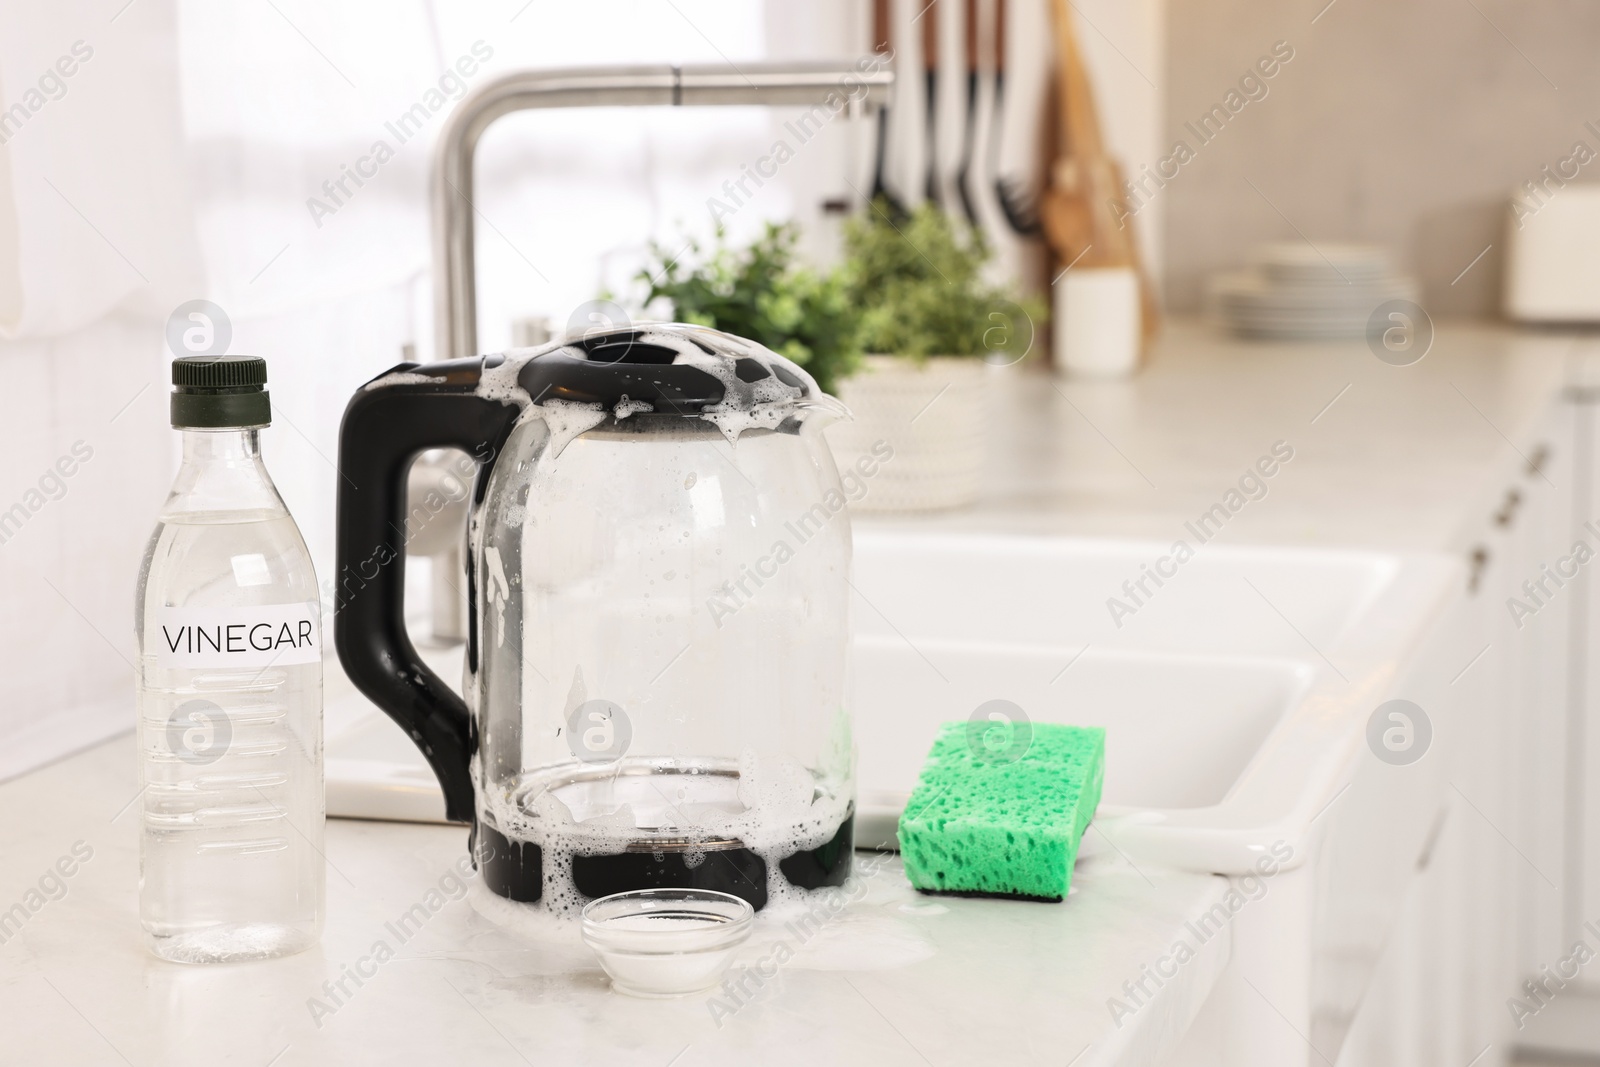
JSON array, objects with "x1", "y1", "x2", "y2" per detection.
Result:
[
  {"x1": 172, "y1": 0, "x2": 814, "y2": 586},
  {"x1": 1, "y1": 0, "x2": 863, "y2": 776},
  {"x1": 0, "y1": 0, "x2": 201, "y2": 336},
  {"x1": 0, "y1": 0, "x2": 198, "y2": 777}
]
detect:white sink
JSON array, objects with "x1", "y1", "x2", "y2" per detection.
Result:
[
  {"x1": 849, "y1": 530, "x2": 1460, "y2": 872},
  {"x1": 327, "y1": 530, "x2": 1460, "y2": 877},
  {"x1": 854, "y1": 640, "x2": 1312, "y2": 816}
]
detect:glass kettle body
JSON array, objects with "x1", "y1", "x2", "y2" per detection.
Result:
[{"x1": 336, "y1": 324, "x2": 855, "y2": 915}]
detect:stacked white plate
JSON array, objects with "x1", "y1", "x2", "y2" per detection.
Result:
[{"x1": 1212, "y1": 243, "x2": 1417, "y2": 341}]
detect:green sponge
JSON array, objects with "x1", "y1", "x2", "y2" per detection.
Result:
[{"x1": 897, "y1": 721, "x2": 1105, "y2": 902}]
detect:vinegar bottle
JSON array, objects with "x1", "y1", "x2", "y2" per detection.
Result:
[{"x1": 134, "y1": 356, "x2": 324, "y2": 962}]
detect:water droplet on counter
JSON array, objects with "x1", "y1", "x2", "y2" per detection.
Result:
[{"x1": 899, "y1": 901, "x2": 948, "y2": 916}]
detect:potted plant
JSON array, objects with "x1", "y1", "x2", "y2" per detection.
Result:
[
  {"x1": 636, "y1": 222, "x2": 862, "y2": 395},
  {"x1": 831, "y1": 202, "x2": 1039, "y2": 512}
]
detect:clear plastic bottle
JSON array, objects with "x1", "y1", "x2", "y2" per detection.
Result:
[{"x1": 135, "y1": 356, "x2": 324, "y2": 963}]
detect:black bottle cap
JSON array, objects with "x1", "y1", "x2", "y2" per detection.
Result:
[{"x1": 170, "y1": 355, "x2": 271, "y2": 428}]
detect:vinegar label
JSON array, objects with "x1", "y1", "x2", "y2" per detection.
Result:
[{"x1": 154, "y1": 603, "x2": 321, "y2": 668}]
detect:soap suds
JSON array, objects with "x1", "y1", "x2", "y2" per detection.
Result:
[
  {"x1": 527, "y1": 399, "x2": 608, "y2": 461},
  {"x1": 613, "y1": 395, "x2": 654, "y2": 420},
  {"x1": 476, "y1": 356, "x2": 534, "y2": 409},
  {"x1": 477, "y1": 750, "x2": 854, "y2": 920}
]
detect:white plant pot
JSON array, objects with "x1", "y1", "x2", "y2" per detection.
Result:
[{"x1": 826, "y1": 355, "x2": 991, "y2": 513}]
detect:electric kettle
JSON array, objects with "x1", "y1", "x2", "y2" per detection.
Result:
[{"x1": 335, "y1": 324, "x2": 855, "y2": 914}]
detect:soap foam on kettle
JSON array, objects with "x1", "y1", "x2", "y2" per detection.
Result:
[
  {"x1": 523, "y1": 399, "x2": 608, "y2": 462},
  {"x1": 476, "y1": 353, "x2": 535, "y2": 409},
  {"x1": 472, "y1": 323, "x2": 845, "y2": 448},
  {"x1": 478, "y1": 750, "x2": 854, "y2": 921}
]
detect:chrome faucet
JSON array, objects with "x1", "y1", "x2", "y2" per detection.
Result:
[{"x1": 412, "y1": 60, "x2": 896, "y2": 641}]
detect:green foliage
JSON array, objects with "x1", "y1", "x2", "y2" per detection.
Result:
[
  {"x1": 843, "y1": 201, "x2": 1041, "y2": 360},
  {"x1": 630, "y1": 206, "x2": 1041, "y2": 391},
  {"x1": 636, "y1": 222, "x2": 862, "y2": 395}
]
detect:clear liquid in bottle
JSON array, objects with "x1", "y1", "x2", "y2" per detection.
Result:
[{"x1": 135, "y1": 359, "x2": 323, "y2": 963}]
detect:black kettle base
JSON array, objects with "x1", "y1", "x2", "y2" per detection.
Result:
[{"x1": 473, "y1": 814, "x2": 854, "y2": 913}]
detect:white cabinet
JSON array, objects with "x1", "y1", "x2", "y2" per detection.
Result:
[
  {"x1": 1511, "y1": 408, "x2": 1573, "y2": 981},
  {"x1": 1318, "y1": 391, "x2": 1598, "y2": 1064}
]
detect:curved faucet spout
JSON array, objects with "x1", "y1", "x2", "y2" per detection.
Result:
[{"x1": 429, "y1": 60, "x2": 895, "y2": 366}]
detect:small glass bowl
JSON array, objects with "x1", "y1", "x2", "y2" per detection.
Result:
[{"x1": 580, "y1": 888, "x2": 755, "y2": 998}]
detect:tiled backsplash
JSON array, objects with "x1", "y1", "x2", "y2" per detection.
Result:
[{"x1": 1162, "y1": 0, "x2": 1600, "y2": 318}]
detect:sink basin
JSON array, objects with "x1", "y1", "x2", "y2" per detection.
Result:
[
  {"x1": 326, "y1": 529, "x2": 1460, "y2": 876},
  {"x1": 849, "y1": 530, "x2": 1460, "y2": 872},
  {"x1": 854, "y1": 640, "x2": 1313, "y2": 815}
]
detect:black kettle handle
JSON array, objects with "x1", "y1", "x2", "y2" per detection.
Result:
[{"x1": 334, "y1": 356, "x2": 521, "y2": 823}]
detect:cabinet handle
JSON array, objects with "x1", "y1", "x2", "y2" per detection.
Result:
[
  {"x1": 1467, "y1": 545, "x2": 1490, "y2": 594},
  {"x1": 1525, "y1": 444, "x2": 1551, "y2": 479},
  {"x1": 1493, "y1": 489, "x2": 1521, "y2": 528}
]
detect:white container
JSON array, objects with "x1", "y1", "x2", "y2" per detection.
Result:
[
  {"x1": 827, "y1": 355, "x2": 991, "y2": 513},
  {"x1": 1055, "y1": 266, "x2": 1141, "y2": 378},
  {"x1": 1504, "y1": 184, "x2": 1600, "y2": 322}
]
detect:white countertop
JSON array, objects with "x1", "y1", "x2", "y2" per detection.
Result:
[
  {"x1": 2, "y1": 738, "x2": 1229, "y2": 1066},
  {"x1": 6, "y1": 319, "x2": 1586, "y2": 1065},
  {"x1": 872, "y1": 320, "x2": 1580, "y2": 552}
]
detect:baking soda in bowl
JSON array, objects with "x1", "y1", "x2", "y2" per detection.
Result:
[{"x1": 581, "y1": 889, "x2": 753, "y2": 997}]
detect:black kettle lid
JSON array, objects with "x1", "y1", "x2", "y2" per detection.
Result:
[{"x1": 511, "y1": 323, "x2": 825, "y2": 416}]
